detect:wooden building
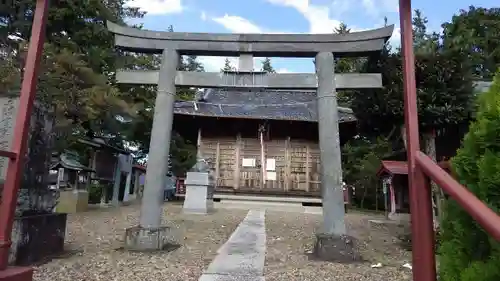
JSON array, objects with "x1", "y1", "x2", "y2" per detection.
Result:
[{"x1": 173, "y1": 88, "x2": 357, "y2": 197}]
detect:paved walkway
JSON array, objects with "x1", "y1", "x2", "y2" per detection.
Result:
[{"x1": 199, "y1": 210, "x2": 266, "y2": 281}]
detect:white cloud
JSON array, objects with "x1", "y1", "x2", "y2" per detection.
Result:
[
  {"x1": 203, "y1": 14, "x2": 287, "y2": 73},
  {"x1": 200, "y1": 11, "x2": 207, "y2": 21},
  {"x1": 388, "y1": 26, "x2": 401, "y2": 48},
  {"x1": 276, "y1": 68, "x2": 291, "y2": 73},
  {"x1": 212, "y1": 14, "x2": 264, "y2": 33},
  {"x1": 358, "y1": 0, "x2": 399, "y2": 18},
  {"x1": 266, "y1": 0, "x2": 342, "y2": 33},
  {"x1": 125, "y1": 0, "x2": 183, "y2": 15}
]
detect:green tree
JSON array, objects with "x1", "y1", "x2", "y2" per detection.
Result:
[
  {"x1": 347, "y1": 10, "x2": 474, "y2": 223},
  {"x1": 439, "y1": 72, "x2": 500, "y2": 281},
  {"x1": 329, "y1": 22, "x2": 366, "y2": 106},
  {"x1": 221, "y1": 58, "x2": 235, "y2": 72},
  {"x1": 119, "y1": 24, "x2": 201, "y2": 175},
  {"x1": 0, "y1": 0, "x2": 146, "y2": 150},
  {"x1": 442, "y1": 6, "x2": 500, "y2": 79},
  {"x1": 261, "y1": 57, "x2": 275, "y2": 73},
  {"x1": 342, "y1": 136, "x2": 394, "y2": 209}
]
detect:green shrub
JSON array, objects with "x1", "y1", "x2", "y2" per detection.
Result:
[
  {"x1": 88, "y1": 183, "x2": 103, "y2": 204},
  {"x1": 439, "y1": 72, "x2": 500, "y2": 281}
]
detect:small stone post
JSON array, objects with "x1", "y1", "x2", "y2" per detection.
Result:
[
  {"x1": 122, "y1": 172, "x2": 132, "y2": 202},
  {"x1": 183, "y1": 158, "x2": 214, "y2": 214},
  {"x1": 313, "y1": 52, "x2": 360, "y2": 262},
  {"x1": 111, "y1": 157, "x2": 121, "y2": 206},
  {"x1": 124, "y1": 48, "x2": 179, "y2": 251}
]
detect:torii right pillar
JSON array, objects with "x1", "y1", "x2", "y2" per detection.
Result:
[{"x1": 313, "y1": 52, "x2": 361, "y2": 262}]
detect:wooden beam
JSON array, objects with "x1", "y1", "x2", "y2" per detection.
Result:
[
  {"x1": 306, "y1": 144, "x2": 310, "y2": 192},
  {"x1": 116, "y1": 70, "x2": 383, "y2": 89},
  {"x1": 215, "y1": 141, "x2": 220, "y2": 188},
  {"x1": 284, "y1": 137, "x2": 290, "y2": 192},
  {"x1": 234, "y1": 134, "x2": 241, "y2": 189},
  {"x1": 196, "y1": 128, "x2": 202, "y2": 158}
]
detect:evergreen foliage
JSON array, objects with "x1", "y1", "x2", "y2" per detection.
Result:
[
  {"x1": 261, "y1": 58, "x2": 275, "y2": 73},
  {"x1": 439, "y1": 72, "x2": 500, "y2": 281},
  {"x1": 221, "y1": 58, "x2": 235, "y2": 72}
]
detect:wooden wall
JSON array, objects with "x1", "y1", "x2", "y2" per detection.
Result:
[{"x1": 199, "y1": 135, "x2": 322, "y2": 194}]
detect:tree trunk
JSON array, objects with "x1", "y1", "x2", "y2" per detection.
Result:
[
  {"x1": 401, "y1": 125, "x2": 407, "y2": 150},
  {"x1": 401, "y1": 125, "x2": 442, "y2": 229},
  {"x1": 423, "y1": 130, "x2": 443, "y2": 229}
]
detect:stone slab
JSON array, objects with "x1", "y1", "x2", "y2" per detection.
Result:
[
  {"x1": 185, "y1": 171, "x2": 211, "y2": 186},
  {"x1": 200, "y1": 210, "x2": 266, "y2": 280},
  {"x1": 107, "y1": 21, "x2": 393, "y2": 57},
  {"x1": 117, "y1": 70, "x2": 383, "y2": 89},
  {"x1": 108, "y1": 21, "x2": 394, "y2": 44},
  {"x1": 124, "y1": 226, "x2": 177, "y2": 251},
  {"x1": 198, "y1": 274, "x2": 265, "y2": 281},
  {"x1": 0, "y1": 96, "x2": 19, "y2": 182}
]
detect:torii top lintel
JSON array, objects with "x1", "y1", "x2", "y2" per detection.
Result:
[{"x1": 106, "y1": 21, "x2": 394, "y2": 58}]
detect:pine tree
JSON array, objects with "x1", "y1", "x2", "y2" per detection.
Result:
[
  {"x1": 185, "y1": 55, "x2": 205, "y2": 72},
  {"x1": 221, "y1": 58, "x2": 235, "y2": 72},
  {"x1": 261, "y1": 57, "x2": 275, "y2": 73}
]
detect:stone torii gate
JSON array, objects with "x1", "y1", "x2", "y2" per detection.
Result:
[{"x1": 107, "y1": 21, "x2": 393, "y2": 256}]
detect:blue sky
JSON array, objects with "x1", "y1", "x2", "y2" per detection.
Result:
[{"x1": 125, "y1": 0, "x2": 496, "y2": 73}]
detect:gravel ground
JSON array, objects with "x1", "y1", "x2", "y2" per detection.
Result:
[
  {"x1": 33, "y1": 204, "x2": 412, "y2": 281},
  {"x1": 33, "y1": 202, "x2": 248, "y2": 281},
  {"x1": 265, "y1": 210, "x2": 413, "y2": 281}
]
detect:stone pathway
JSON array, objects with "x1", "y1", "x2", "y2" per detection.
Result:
[{"x1": 199, "y1": 210, "x2": 266, "y2": 281}]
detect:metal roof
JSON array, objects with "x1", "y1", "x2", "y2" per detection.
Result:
[{"x1": 173, "y1": 89, "x2": 356, "y2": 123}]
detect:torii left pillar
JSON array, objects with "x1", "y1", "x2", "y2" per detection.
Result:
[
  {"x1": 124, "y1": 48, "x2": 179, "y2": 250},
  {"x1": 313, "y1": 52, "x2": 361, "y2": 262}
]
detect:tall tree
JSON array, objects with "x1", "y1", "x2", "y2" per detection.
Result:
[
  {"x1": 331, "y1": 22, "x2": 364, "y2": 106},
  {"x1": 349, "y1": 9, "x2": 474, "y2": 184},
  {"x1": 120, "y1": 24, "x2": 202, "y2": 174},
  {"x1": 0, "y1": 0, "x2": 146, "y2": 150},
  {"x1": 442, "y1": 6, "x2": 500, "y2": 79},
  {"x1": 221, "y1": 58, "x2": 235, "y2": 72},
  {"x1": 261, "y1": 57, "x2": 275, "y2": 73}
]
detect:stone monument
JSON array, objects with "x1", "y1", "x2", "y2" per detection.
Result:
[
  {"x1": 107, "y1": 21, "x2": 393, "y2": 255},
  {"x1": 183, "y1": 158, "x2": 215, "y2": 214}
]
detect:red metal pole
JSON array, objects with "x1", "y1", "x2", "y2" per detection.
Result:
[
  {"x1": 0, "y1": 0, "x2": 49, "y2": 270},
  {"x1": 398, "y1": 0, "x2": 437, "y2": 281},
  {"x1": 416, "y1": 152, "x2": 500, "y2": 241}
]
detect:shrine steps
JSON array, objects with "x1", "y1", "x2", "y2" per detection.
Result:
[{"x1": 212, "y1": 194, "x2": 322, "y2": 214}]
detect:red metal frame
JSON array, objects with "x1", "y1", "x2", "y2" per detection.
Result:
[
  {"x1": 0, "y1": 0, "x2": 49, "y2": 278},
  {"x1": 398, "y1": 0, "x2": 500, "y2": 281}
]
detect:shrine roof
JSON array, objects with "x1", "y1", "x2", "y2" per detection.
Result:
[
  {"x1": 173, "y1": 89, "x2": 356, "y2": 123},
  {"x1": 377, "y1": 160, "x2": 450, "y2": 177},
  {"x1": 50, "y1": 151, "x2": 94, "y2": 172}
]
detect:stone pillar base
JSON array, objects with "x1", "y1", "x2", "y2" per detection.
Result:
[
  {"x1": 124, "y1": 226, "x2": 177, "y2": 252},
  {"x1": 311, "y1": 233, "x2": 362, "y2": 263}
]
